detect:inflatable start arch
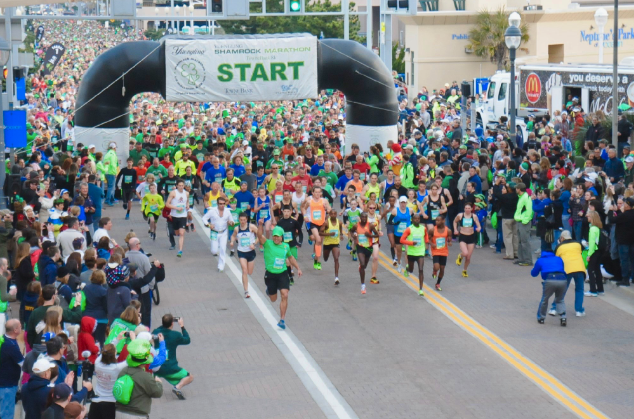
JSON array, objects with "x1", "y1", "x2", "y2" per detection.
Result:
[{"x1": 75, "y1": 34, "x2": 398, "y2": 163}]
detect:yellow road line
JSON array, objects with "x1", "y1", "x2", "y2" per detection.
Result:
[{"x1": 376, "y1": 252, "x2": 609, "y2": 419}]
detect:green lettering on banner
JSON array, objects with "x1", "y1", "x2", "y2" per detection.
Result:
[
  {"x1": 235, "y1": 63, "x2": 251, "y2": 82},
  {"x1": 287, "y1": 62, "x2": 304, "y2": 80},
  {"x1": 251, "y1": 63, "x2": 269, "y2": 82},
  {"x1": 270, "y1": 63, "x2": 287, "y2": 81},
  {"x1": 217, "y1": 63, "x2": 233, "y2": 82}
]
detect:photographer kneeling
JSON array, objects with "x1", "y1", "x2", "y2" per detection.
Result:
[{"x1": 151, "y1": 314, "x2": 192, "y2": 400}]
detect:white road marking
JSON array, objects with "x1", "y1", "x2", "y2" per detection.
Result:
[{"x1": 191, "y1": 209, "x2": 358, "y2": 419}]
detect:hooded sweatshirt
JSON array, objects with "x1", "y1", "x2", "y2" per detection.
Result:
[
  {"x1": 78, "y1": 316, "x2": 100, "y2": 363},
  {"x1": 530, "y1": 251, "x2": 566, "y2": 280},
  {"x1": 22, "y1": 374, "x2": 52, "y2": 419}
]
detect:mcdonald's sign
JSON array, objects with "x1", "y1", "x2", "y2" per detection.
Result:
[{"x1": 525, "y1": 73, "x2": 542, "y2": 104}]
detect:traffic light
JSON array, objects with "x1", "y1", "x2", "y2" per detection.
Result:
[
  {"x1": 387, "y1": 1, "x2": 408, "y2": 8},
  {"x1": 289, "y1": 0, "x2": 301, "y2": 12}
]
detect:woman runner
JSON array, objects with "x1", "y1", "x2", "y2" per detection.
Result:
[
  {"x1": 229, "y1": 212, "x2": 258, "y2": 298},
  {"x1": 453, "y1": 202, "x2": 481, "y2": 277}
]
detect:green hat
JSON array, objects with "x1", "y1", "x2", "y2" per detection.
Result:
[
  {"x1": 520, "y1": 162, "x2": 529, "y2": 171},
  {"x1": 459, "y1": 145, "x2": 467, "y2": 150},
  {"x1": 474, "y1": 194, "x2": 486, "y2": 201},
  {"x1": 272, "y1": 226, "x2": 285, "y2": 237},
  {"x1": 179, "y1": 143, "x2": 187, "y2": 148},
  {"x1": 126, "y1": 339, "x2": 154, "y2": 367},
  {"x1": 508, "y1": 181, "x2": 517, "y2": 189},
  {"x1": 26, "y1": 123, "x2": 33, "y2": 130}
]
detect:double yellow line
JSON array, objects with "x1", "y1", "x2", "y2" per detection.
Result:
[{"x1": 375, "y1": 251, "x2": 609, "y2": 419}]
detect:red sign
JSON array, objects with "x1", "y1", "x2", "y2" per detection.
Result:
[{"x1": 525, "y1": 73, "x2": 542, "y2": 104}]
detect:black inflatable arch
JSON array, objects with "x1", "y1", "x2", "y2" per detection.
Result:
[{"x1": 75, "y1": 35, "x2": 398, "y2": 161}]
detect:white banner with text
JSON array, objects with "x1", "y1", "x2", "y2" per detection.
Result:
[{"x1": 165, "y1": 36, "x2": 318, "y2": 102}]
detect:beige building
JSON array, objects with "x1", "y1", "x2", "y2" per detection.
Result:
[{"x1": 400, "y1": 0, "x2": 634, "y2": 99}]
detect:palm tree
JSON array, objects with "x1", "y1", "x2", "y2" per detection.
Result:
[{"x1": 467, "y1": 7, "x2": 529, "y2": 71}]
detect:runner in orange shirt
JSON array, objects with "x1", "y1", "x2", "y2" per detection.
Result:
[{"x1": 428, "y1": 214, "x2": 452, "y2": 291}]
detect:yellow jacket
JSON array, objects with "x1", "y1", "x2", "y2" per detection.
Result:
[{"x1": 555, "y1": 240, "x2": 586, "y2": 274}]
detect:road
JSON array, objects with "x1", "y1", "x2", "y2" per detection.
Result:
[{"x1": 103, "y1": 202, "x2": 634, "y2": 419}]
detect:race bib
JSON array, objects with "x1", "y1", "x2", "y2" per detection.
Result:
[
  {"x1": 397, "y1": 222, "x2": 407, "y2": 235},
  {"x1": 463, "y1": 217, "x2": 473, "y2": 228},
  {"x1": 413, "y1": 236, "x2": 422, "y2": 247},
  {"x1": 144, "y1": 185, "x2": 150, "y2": 194},
  {"x1": 360, "y1": 173, "x2": 366, "y2": 181},
  {"x1": 431, "y1": 209, "x2": 439, "y2": 220},
  {"x1": 436, "y1": 237, "x2": 446, "y2": 249},
  {"x1": 240, "y1": 202, "x2": 249, "y2": 211},
  {"x1": 302, "y1": 185, "x2": 307, "y2": 193},
  {"x1": 124, "y1": 175, "x2": 132, "y2": 183},
  {"x1": 232, "y1": 212, "x2": 240, "y2": 222},
  {"x1": 273, "y1": 257, "x2": 286, "y2": 270},
  {"x1": 275, "y1": 195, "x2": 283, "y2": 203},
  {"x1": 330, "y1": 229, "x2": 339, "y2": 238},
  {"x1": 211, "y1": 200, "x2": 218, "y2": 208},
  {"x1": 358, "y1": 234, "x2": 369, "y2": 247},
  {"x1": 259, "y1": 209, "x2": 269, "y2": 219},
  {"x1": 239, "y1": 236, "x2": 251, "y2": 248},
  {"x1": 176, "y1": 204, "x2": 185, "y2": 214},
  {"x1": 215, "y1": 174, "x2": 223, "y2": 183},
  {"x1": 210, "y1": 230, "x2": 218, "y2": 241},
  {"x1": 167, "y1": 185, "x2": 175, "y2": 193},
  {"x1": 349, "y1": 215, "x2": 359, "y2": 224},
  {"x1": 150, "y1": 204, "x2": 158, "y2": 213},
  {"x1": 284, "y1": 232, "x2": 292, "y2": 242},
  {"x1": 312, "y1": 210, "x2": 322, "y2": 221}
]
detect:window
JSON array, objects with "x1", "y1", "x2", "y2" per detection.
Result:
[
  {"x1": 498, "y1": 83, "x2": 507, "y2": 101},
  {"x1": 487, "y1": 82, "x2": 496, "y2": 100}
]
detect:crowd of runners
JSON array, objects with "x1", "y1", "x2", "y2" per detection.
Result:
[{"x1": 0, "y1": 23, "x2": 633, "y2": 417}]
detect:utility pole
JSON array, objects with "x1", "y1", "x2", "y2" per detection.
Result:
[
  {"x1": 366, "y1": 0, "x2": 372, "y2": 51},
  {"x1": 343, "y1": 0, "x2": 349, "y2": 40},
  {"x1": 612, "y1": 0, "x2": 619, "y2": 148}
]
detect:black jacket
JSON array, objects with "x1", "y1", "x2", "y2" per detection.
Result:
[
  {"x1": 608, "y1": 209, "x2": 634, "y2": 245},
  {"x1": 494, "y1": 188, "x2": 519, "y2": 220}
]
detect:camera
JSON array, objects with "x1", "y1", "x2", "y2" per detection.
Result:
[
  {"x1": 152, "y1": 334, "x2": 159, "y2": 340},
  {"x1": 173, "y1": 316, "x2": 181, "y2": 322},
  {"x1": 124, "y1": 332, "x2": 130, "y2": 338}
]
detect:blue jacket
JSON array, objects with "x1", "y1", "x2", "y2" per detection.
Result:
[
  {"x1": 531, "y1": 251, "x2": 566, "y2": 280},
  {"x1": 88, "y1": 183, "x2": 104, "y2": 220},
  {"x1": 38, "y1": 254, "x2": 58, "y2": 287},
  {"x1": 468, "y1": 174, "x2": 482, "y2": 194},
  {"x1": 22, "y1": 375, "x2": 51, "y2": 419},
  {"x1": 604, "y1": 157, "x2": 625, "y2": 182},
  {"x1": 532, "y1": 198, "x2": 552, "y2": 218}
]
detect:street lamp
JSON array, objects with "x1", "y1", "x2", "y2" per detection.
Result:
[
  {"x1": 0, "y1": 36, "x2": 11, "y2": 208},
  {"x1": 594, "y1": 8, "x2": 608, "y2": 64},
  {"x1": 505, "y1": 12, "x2": 522, "y2": 147}
]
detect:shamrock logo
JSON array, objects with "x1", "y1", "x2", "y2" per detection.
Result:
[{"x1": 180, "y1": 63, "x2": 200, "y2": 86}]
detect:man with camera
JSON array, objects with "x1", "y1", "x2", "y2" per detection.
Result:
[
  {"x1": 151, "y1": 314, "x2": 193, "y2": 400},
  {"x1": 57, "y1": 217, "x2": 87, "y2": 259}
]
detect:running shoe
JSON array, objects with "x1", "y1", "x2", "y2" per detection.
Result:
[
  {"x1": 548, "y1": 309, "x2": 557, "y2": 316},
  {"x1": 584, "y1": 291, "x2": 598, "y2": 297},
  {"x1": 397, "y1": 265, "x2": 403, "y2": 274},
  {"x1": 172, "y1": 387, "x2": 186, "y2": 400},
  {"x1": 537, "y1": 318, "x2": 545, "y2": 324},
  {"x1": 462, "y1": 270, "x2": 468, "y2": 277},
  {"x1": 352, "y1": 252, "x2": 357, "y2": 262},
  {"x1": 177, "y1": 251, "x2": 182, "y2": 258},
  {"x1": 392, "y1": 259, "x2": 397, "y2": 267},
  {"x1": 152, "y1": 232, "x2": 156, "y2": 241},
  {"x1": 575, "y1": 311, "x2": 586, "y2": 317},
  {"x1": 432, "y1": 274, "x2": 437, "y2": 282},
  {"x1": 403, "y1": 269, "x2": 409, "y2": 278},
  {"x1": 418, "y1": 289, "x2": 424, "y2": 296},
  {"x1": 435, "y1": 283, "x2": 442, "y2": 291},
  {"x1": 125, "y1": 214, "x2": 129, "y2": 220},
  {"x1": 290, "y1": 277, "x2": 295, "y2": 286},
  {"x1": 229, "y1": 250, "x2": 235, "y2": 257},
  {"x1": 370, "y1": 277, "x2": 379, "y2": 284},
  {"x1": 245, "y1": 291, "x2": 250, "y2": 299},
  {"x1": 346, "y1": 242, "x2": 351, "y2": 250},
  {"x1": 169, "y1": 246, "x2": 175, "y2": 250},
  {"x1": 456, "y1": 254, "x2": 462, "y2": 266},
  {"x1": 313, "y1": 261, "x2": 321, "y2": 270},
  {"x1": 277, "y1": 320, "x2": 286, "y2": 330},
  {"x1": 308, "y1": 238, "x2": 314, "y2": 245},
  {"x1": 361, "y1": 284, "x2": 366, "y2": 294},
  {"x1": 597, "y1": 292, "x2": 605, "y2": 296},
  {"x1": 311, "y1": 253, "x2": 316, "y2": 259},
  {"x1": 475, "y1": 245, "x2": 482, "y2": 249},
  {"x1": 334, "y1": 277, "x2": 340, "y2": 285},
  {"x1": 560, "y1": 318, "x2": 567, "y2": 327},
  {"x1": 518, "y1": 262, "x2": 531, "y2": 266}
]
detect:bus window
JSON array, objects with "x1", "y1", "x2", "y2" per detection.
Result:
[
  {"x1": 498, "y1": 83, "x2": 507, "y2": 101},
  {"x1": 487, "y1": 82, "x2": 496, "y2": 100}
]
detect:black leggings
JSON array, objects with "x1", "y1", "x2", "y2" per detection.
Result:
[
  {"x1": 88, "y1": 401, "x2": 115, "y2": 419},
  {"x1": 588, "y1": 251, "x2": 604, "y2": 293}
]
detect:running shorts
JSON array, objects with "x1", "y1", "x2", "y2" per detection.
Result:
[
  {"x1": 432, "y1": 255, "x2": 448, "y2": 266},
  {"x1": 171, "y1": 217, "x2": 188, "y2": 230},
  {"x1": 264, "y1": 270, "x2": 290, "y2": 295},
  {"x1": 356, "y1": 245, "x2": 373, "y2": 258},
  {"x1": 237, "y1": 250, "x2": 256, "y2": 262},
  {"x1": 323, "y1": 244, "x2": 340, "y2": 252},
  {"x1": 122, "y1": 189, "x2": 135, "y2": 202},
  {"x1": 407, "y1": 254, "x2": 425, "y2": 264},
  {"x1": 386, "y1": 224, "x2": 394, "y2": 235},
  {"x1": 156, "y1": 368, "x2": 190, "y2": 385},
  {"x1": 459, "y1": 233, "x2": 476, "y2": 245}
]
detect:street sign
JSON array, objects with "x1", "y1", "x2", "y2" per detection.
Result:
[{"x1": 3, "y1": 110, "x2": 27, "y2": 148}]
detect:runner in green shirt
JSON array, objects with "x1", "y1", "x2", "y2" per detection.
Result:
[
  {"x1": 257, "y1": 221, "x2": 302, "y2": 330},
  {"x1": 399, "y1": 213, "x2": 427, "y2": 296}
]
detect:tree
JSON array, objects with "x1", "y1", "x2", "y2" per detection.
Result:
[
  {"x1": 392, "y1": 43, "x2": 405, "y2": 74},
  {"x1": 466, "y1": 7, "x2": 529, "y2": 71},
  {"x1": 222, "y1": 0, "x2": 364, "y2": 43}
]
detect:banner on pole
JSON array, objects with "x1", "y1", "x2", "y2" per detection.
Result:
[
  {"x1": 41, "y1": 43, "x2": 66, "y2": 76},
  {"x1": 165, "y1": 36, "x2": 318, "y2": 102},
  {"x1": 36, "y1": 25, "x2": 45, "y2": 43},
  {"x1": 3, "y1": 110, "x2": 27, "y2": 148}
]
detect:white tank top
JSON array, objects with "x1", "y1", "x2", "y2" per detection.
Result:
[
  {"x1": 236, "y1": 226, "x2": 256, "y2": 252},
  {"x1": 170, "y1": 189, "x2": 188, "y2": 218}
]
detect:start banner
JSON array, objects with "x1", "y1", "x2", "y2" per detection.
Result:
[{"x1": 165, "y1": 36, "x2": 318, "y2": 102}]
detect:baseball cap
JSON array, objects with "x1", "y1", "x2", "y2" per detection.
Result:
[
  {"x1": 272, "y1": 226, "x2": 285, "y2": 237},
  {"x1": 52, "y1": 383, "x2": 72, "y2": 401},
  {"x1": 242, "y1": 140, "x2": 249, "y2": 146},
  {"x1": 60, "y1": 189, "x2": 69, "y2": 196},
  {"x1": 273, "y1": 149, "x2": 280, "y2": 155},
  {"x1": 88, "y1": 144, "x2": 96, "y2": 149},
  {"x1": 32, "y1": 358, "x2": 55, "y2": 374},
  {"x1": 108, "y1": 142, "x2": 117, "y2": 149},
  {"x1": 398, "y1": 196, "x2": 408, "y2": 203},
  {"x1": 584, "y1": 177, "x2": 595, "y2": 184},
  {"x1": 625, "y1": 156, "x2": 634, "y2": 163}
]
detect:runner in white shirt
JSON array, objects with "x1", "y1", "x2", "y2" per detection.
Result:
[
  {"x1": 202, "y1": 196, "x2": 235, "y2": 272},
  {"x1": 165, "y1": 179, "x2": 189, "y2": 257}
]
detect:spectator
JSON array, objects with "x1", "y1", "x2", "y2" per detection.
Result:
[
  {"x1": 26, "y1": 285, "x2": 82, "y2": 347},
  {"x1": 14, "y1": 242, "x2": 35, "y2": 300},
  {"x1": 152, "y1": 314, "x2": 193, "y2": 400},
  {"x1": 531, "y1": 250, "x2": 568, "y2": 326},
  {"x1": 0, "y1": 257, "x2": 17, "y2": 333},
  {"x1": 105, "y1": 255, "x2": 132, "y2": 325},
  {"x1": 39, "y1": 245, "x2": 61, "y2": 286},
  {"x1": 554, "y1": 231, "x2": 586, "y2": 317},
  {"x1": 22, "y1": 357, "x2": 58, "y2": 419},
  {"x1": 41, "y1": 383, "x2": 73, "y2": 419},
  {"x1": 57, "y1": 217, "x2": 85, "y2": 259},
  {"x1": 92, "y1": 217, "x2": 117, "y2": 249},
  {"x1": 89, "y1": 343, "x2": 127, "y2": 419},
  {"x1": 126, "y1": 260, "x2": 161, "y2": 328},
  {"x1": 63, "y1": 402, "x2": 86, "y2": 419},
  {"x1": 608, "y1": 196, "x2": 634, "y2": 287},
  {"x1": 104, "y1": 306, "x2": 140, "y2": 356},
  {"x1": 585, "y1": 211, "x2": 604, "y2": 297},
  {"x1": 0, "y1": 319, "x2": 24, "y2": 419},
  {"x1": 514, "y1": 183, "x2": 534, "y2": 266},
  {"x1": 114, "y1": 339, "x2": 163, "y2": 417},
  {"x1": 84, "y1": 270, "x2": 109, "y2": 344},
  {"x1": 603, "y1": 148, "x2": 625, "y2": 183},
  {"x1": 21, "y1": 280, "x2": 41, "y2": 326}
]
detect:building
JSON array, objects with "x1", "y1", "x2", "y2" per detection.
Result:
[{"x1": 400, "y1": 0, "x2": 634, "y2": 100}]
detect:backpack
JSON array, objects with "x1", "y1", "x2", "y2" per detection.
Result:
[
  {"x1": 113, "y1": 374, "x2": 135, "y2": 405},
  {"x1": 597, "y1": 229, "x2": 611, "y2": 252},
  {"x1": 377, "y1": 155, "x2": 388, "y2": 172}
]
